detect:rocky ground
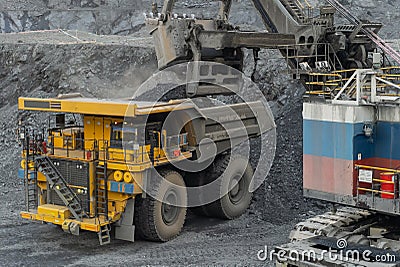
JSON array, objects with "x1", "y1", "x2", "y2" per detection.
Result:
[{"x1": 0, "y1": 0, "x2": 398, "y2": 266}]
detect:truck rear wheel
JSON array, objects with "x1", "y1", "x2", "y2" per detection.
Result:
[
  {"x1": 204, "y1": 154, "x2": 253, "y2": 219},
  {"x1": 135, "y1": 169, "x2": 187, "y2": 241},
  {"x1": 192, "y1": 154, "x2": 253, "y2": 219}
]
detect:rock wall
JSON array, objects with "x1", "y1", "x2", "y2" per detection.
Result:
[
  {"x1": 0, "y1": 0, "x2": 149, "y2": 35},
  {"x1": 0, "y1": 32, "x2": 156, "y2": 106},
  {"x1": 0, "y1": 1, "x2": 398, "y2": 38}
]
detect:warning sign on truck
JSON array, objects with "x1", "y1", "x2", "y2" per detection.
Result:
[{"x1": 358, "y1": 169, "x2": 373, "y2": 183}]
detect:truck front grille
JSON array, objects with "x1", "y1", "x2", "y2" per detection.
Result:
[{"x1": 48, "y1": 158, "x2": 90, "y2": 212}]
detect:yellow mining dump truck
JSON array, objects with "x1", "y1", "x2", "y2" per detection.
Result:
[{"x1": 17, "y1": 94, "x2": 269, "y2": 244}]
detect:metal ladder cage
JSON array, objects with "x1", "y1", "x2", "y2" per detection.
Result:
[
  {"x1": 22, "y1": 127, "x2": 49, "y2": 212},
  {"x1": 23, "y1": 132, "x2": 38, "y2": 212},
  {"x1": 94, "y1": 140, "x2": 111, "y2": 245},
  {"x1": 94, "y1": 140, "x2": 110, "y2": 223}
]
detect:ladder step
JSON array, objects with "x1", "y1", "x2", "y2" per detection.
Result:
[
  {"x1": 95, "y1": 162, "x2": 108, "y2": 223},
  {"x1": 98, "y1": 224, "x2": 111, "y2": 245}
]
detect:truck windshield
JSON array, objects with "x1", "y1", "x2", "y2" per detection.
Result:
[{"x1": 110, "y1": 125, "x2": 139, "y2": 149}]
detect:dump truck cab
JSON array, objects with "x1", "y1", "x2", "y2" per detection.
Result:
[{"x1": 18, "y1": 95, "x2": 200, "y2": 243}]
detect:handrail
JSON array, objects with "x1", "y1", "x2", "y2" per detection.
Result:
[
  {"x1": 373, "y1": 179, "x2": 395, "y2": 184},
  {"x1": 302, "y1": 0, "x2": 312, "y2": 8},
  {"x1": 356, "y1": 164, "x2": 399, "y2": 200},
  {"x1": 49, "y1": 136, "x2": 150, "y2": 163},
  {"x1": 294, "y1": 0, "x2": 304, "y2": 9},
  {"x1": 357, "y1": 187, "x2": 394, "y2": 196},
  {"x1": 48, "y1": 134, "x2": 189, "y2": 164},
  {"x1": 355, "y1": 164, "x2": 400, "y2": 174}
]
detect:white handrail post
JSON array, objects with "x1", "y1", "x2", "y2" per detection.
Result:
[
  {"x1": 356, "y1": 70, "x2": 361, "y2": 103},
  {"x1": 371, "y1": 73, "x2": 377, "y2": 103}
]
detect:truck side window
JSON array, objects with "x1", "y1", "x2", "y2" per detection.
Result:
[{"x1": 110, "y1": 126, "x2": 123, "y2": 148}]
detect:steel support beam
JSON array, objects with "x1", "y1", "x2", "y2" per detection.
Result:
[{"x1": 198, "y1": 31, "x2": 296, "y2": 49}]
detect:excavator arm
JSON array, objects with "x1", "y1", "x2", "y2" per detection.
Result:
[{"x1": 146, "y1": 0, "x2": 396, "y2": 97}]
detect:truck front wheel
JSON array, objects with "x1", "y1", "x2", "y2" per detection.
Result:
[{"x1": 135, "y1": 169, "x2": 187, "y2": 241}]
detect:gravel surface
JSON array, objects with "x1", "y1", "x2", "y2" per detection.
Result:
[{"x1": 0, "y1": 0, "x2": 398, "y2": 266}]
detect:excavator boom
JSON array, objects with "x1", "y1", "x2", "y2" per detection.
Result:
[{"x1": 146, "y1": 0, "x2": 399, "y2": 98}]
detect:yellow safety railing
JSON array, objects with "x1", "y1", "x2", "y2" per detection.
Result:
[
  {"x1": 107, "y1": 145, "x2": 150, "y2": 164},
  {"x1": 294, "y1": 0, "x2": 304, "y2": 9},
  {"x1": 358, "y1": 187, "x2": 395, "y2": 196},
  {"x1": 304, "y1": 66, "x2": 400, "y2": 100},
  {"x1": 305, "y1": 91, "x2": 331, "y2": 95},
  {"x1": 302, "y1": 0, "x2": 313, "y2": 8},
  {"x1": 381, "y1": 66, "x2": 400, "y2": 71},
  {"x1": 356, "y1": 164, "x2": 399, "y2": 199},
  {"x1": 49, "y1": 135, "x2": 150, "y2": 164},
  {"x1": 48, "y1": 132, "x2": 189, "y2": 164},
  {"x1": 295, "y1": 0, "x2": 314, "y2": 21},
  {"x1": 355, "y1": 164, "x2": 400, "y2": 173}
]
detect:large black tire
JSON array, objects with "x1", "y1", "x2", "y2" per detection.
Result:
[
  {"x1": 194, "y1": 153, "x2": 253, "y2": 219},
  {"x1": 135, "y1": 169, "x2": 187, "y2": 241}
]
